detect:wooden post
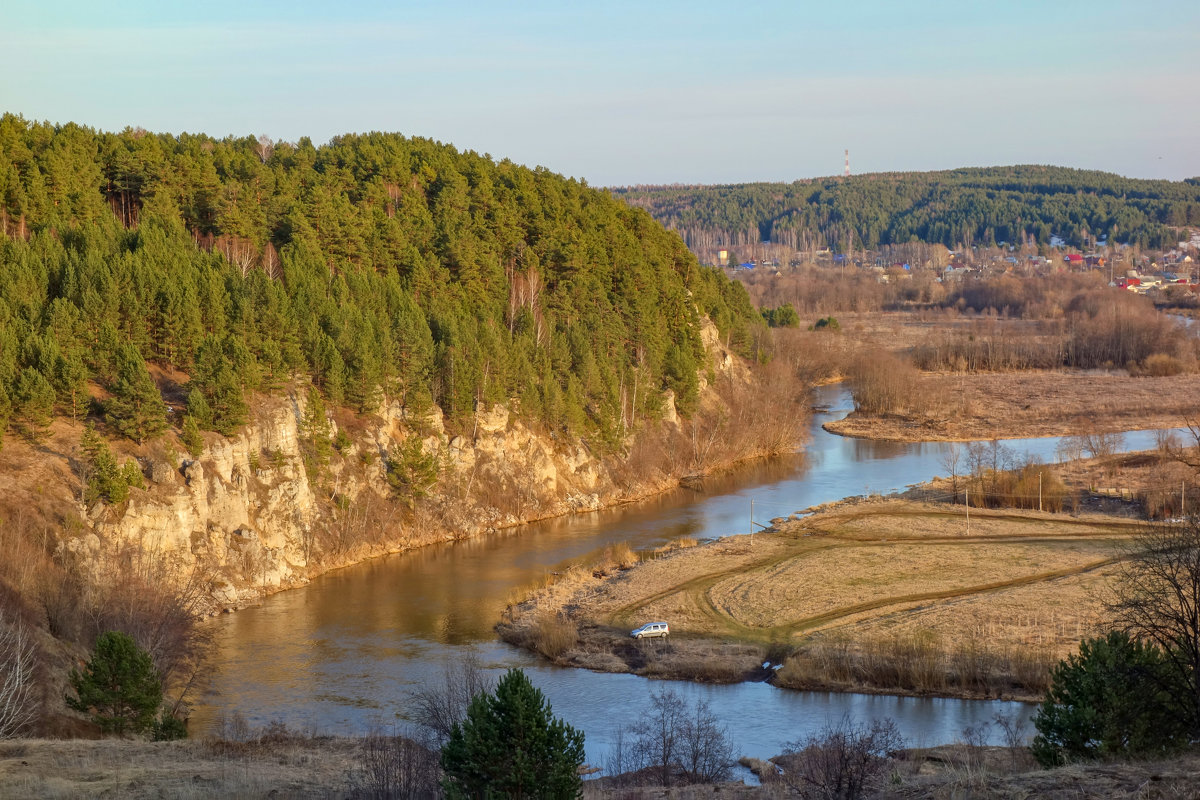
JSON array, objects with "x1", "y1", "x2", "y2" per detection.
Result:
[
  {"x1": 1039, "y1": 472, "x2": 1043, "y2": 513},
  {"x1": 965, "y1": 488, "x2": 970, "y2": 536}
]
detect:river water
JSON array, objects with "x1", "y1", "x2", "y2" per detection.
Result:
[{"x1": 193, "y1": 385, "x2": 1175, "y2": 767}]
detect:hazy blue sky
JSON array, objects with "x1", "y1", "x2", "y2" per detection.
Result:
[{"x1": 4, "y1": 1, "x2": 1197, "y2": 185}]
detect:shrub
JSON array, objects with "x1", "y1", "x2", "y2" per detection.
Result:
[
  {"x1": 779, "y1": 717, "x2": 903, "y2": 800},
  {"x1": 1136, "y1": 352, "x2": 1185, "y2": 377},
  {"x1": 352, "y1": 727, "x2": 441, "y2": 800}
]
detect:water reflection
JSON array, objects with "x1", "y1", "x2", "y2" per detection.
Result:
[{"x1": 196, "y1": 384, "x2": 1183, "y2": 760}]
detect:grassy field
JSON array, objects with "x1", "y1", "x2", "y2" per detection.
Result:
[{"x1": 499, "y1": 499, "x2": 1143, "y2": 698}]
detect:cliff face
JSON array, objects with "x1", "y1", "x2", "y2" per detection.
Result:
[
  {"x1": 64, "y1": 396, "x2": 604, "y2": 611},
  {"x1": 47, "y1": 321, "x2": 747, "y2": 612}
]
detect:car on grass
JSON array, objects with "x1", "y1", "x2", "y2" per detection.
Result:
[{"x1": 630, "y1": 621, "x2": 669, "y2": 640}]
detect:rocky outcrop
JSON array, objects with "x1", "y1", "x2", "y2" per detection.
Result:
[{"x1": 59, "y1": 320, "x2": 749, "y2": 612}]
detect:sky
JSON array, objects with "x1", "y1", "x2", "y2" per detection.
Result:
[{"x1": 3, "y1": 0, "x2": 1198, "y2": 186}]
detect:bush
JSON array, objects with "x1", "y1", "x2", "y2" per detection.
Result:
[
  {"x1": 409, "y1": 650, "x2": 494, "y2": 748},
  {"x1": 1135, "y1": 352, "x2": 1185, "y2": 377},
  {"x1": 779, "y1": 717, "x2": 903, "y2": 800},
  {"x1": 1031, "y1": 631, "x2": 1187, "y2": 766},
  {"x1": 441, "y1": 668, "x2": 584, "y2": 799},
  {"x1": 151, "y1": 710, "x2": 188, "y2": 741},
  {"x1": 351, "y1": 726, "x2": 441, "y2": 800}
]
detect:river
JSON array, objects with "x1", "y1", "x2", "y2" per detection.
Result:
[{"x1": 193, "y1": 385, "x2": 1175, "y2": 769}]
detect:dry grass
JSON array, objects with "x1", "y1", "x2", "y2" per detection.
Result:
[
  {"x1": 825, "y1": 369, "x2": 1200, "y2": 442},
  {"x1": 5, "y1": 735, "x2": 1198, "y2": 799},
  {"x1": 706, "y1": 539, "x2": 1114, "y2": 631},
  {"x1": 501, "y1": 499, "x2": 1140, "y2": 698},
  {"x1": 531, "y1": 613, "x2": 578, "y2": 659},
  {"x1": 775, "y1": 632, "x2": 1059, "y2": 699},
  {"x1": 0, "y1": 736, "x2": 363, "y2": 799}
]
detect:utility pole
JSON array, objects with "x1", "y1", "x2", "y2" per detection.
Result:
[
  {"x1": 750, "y1": 499, "x2": 755, "y2": 545},
  {"x1": 965, "y1": 488, "x2": 970, "y2": 536},
  {"x1": 1039, "y1": 472, "x2": 1043, "y2": 512}
]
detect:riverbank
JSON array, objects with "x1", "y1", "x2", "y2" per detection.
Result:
[
  {"x1": 498, "y1": 497, "x2": 1142, "y2": 702},
  {"x1": 824, "y1": 369, "x2": 1200, "y2": 442}
]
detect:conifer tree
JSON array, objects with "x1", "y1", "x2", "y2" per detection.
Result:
[
  {"x1": 104, "y1": 343, "x2": 166, "y2": 444},
  {"x1": 67, "y1": 631, "x2": 163, "y2": 736},
  {"x1": 180, "y1": 414, "x2": 204, "y2": 457},
  {"x1": 441, "y1": 669, "x2": 584, "y2": 799},
  {"x1": 14, "y1": 366, "x2": 54, "y2": 440}
]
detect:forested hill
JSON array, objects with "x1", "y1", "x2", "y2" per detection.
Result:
[
  {"x1": 0, "y1": 114, "x2": 759, "y2": 449},
  {"x1": 612, "y1": 166, "x2": 1200, "y2": 256}
]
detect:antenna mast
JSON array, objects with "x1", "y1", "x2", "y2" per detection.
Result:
[{"x1": 844, "y1": 149, "x2": 850, "y2": 178}]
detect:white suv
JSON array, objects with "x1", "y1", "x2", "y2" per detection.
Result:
[{"x1": 630, "y1": 622, "x2": 670, "y2": 639}]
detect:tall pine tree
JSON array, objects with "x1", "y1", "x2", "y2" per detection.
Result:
[{"x1": 104, "y1": 343, "x2": 167, "y2": 444}]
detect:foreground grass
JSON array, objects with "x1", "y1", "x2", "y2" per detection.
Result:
[
  {"x1": 499, "y1": 499, "x2": 1138, "y2": 699},
  {"x1": 4, "y1": 736, "x2": 1199, "y2": 799},
  {"x1": 0, "y1": 736, "x2": 365, "y2": 800}
]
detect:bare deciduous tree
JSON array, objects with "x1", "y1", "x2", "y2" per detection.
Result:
[
  {"x1": 0, "y1": 612, "x2": 39, "y2": 738},
  {"x1": 1108, "y1": 516, "x2": 1200, "y2": 733},
  {"x1": 778, "y1": 716, "x2": 903, "y2": 800},
  {"x1": 606, "y1": 689, "x2": 733, "y2": 787},
  {"x1": 256, "y1": 134, "x2": 274, "y2": 164},
  {"x1": 940, "y1": 446, "x2": 963, "y2": 503},
  {"x1": 351, "y1": 723, "x2": 441, "y2": 800},
  {"x1": 408, "y1": 650, "x2": 493, "y2": 748}
]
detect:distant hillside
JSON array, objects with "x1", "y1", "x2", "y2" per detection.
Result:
[
  {"x1": 612, "y1": 166, "x2": 1200, "y2": 259},
  {"x1": 0, "y1": 114, "x2": 760, "y2": 449}
]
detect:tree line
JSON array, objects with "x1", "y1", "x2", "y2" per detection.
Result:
[
  {"x1": 0, "y1": 114, "x2": 761, "y2": 450},
  {"x1": 615, "y1": 165, "x2": 1200, "y2": 256}
]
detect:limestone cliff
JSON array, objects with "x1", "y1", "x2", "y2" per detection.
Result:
[{"x1": 53, "y1": 320, "x2": 753, "y2": 612}]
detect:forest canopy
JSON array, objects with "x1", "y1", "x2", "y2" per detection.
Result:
[
  {"x1": 614, "y1": 166, "x2": 1200, "y2": 255},
  {"x1": 0, "y1": 114, "x2": 760, "y2": 447}
]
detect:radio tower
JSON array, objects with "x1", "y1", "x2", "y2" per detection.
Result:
[{"x1": 844, "y1": 149, "x2": 850, "y2": 178}]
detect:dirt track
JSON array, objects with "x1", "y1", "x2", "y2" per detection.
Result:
[{"x1": 499, "y1": 499, "x2": 1141, "y2": 692}]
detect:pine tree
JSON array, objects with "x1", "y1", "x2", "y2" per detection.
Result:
[
  {"x1": 67, "y1": 631, "x2": 163, "y2": 736},
  {"x1": 79, "y1": 423, "x2": 131, "y2": 505},
  {"x1": 104, "y1": 343, "x2": 167, "y2": 444},
  {"x1": 181, "y1": 414, "x2": 204, "y2": 457},
  {"x1": 441, "y1": 668, "x2": 584, "y2": 799},
  {"x1": 14, "y1": 366, "x2": 54, "y2": 440}
]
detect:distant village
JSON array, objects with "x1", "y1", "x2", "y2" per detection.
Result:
[{"x1": 716, "y1": 230, "x2": 1200, "y2": 298}]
